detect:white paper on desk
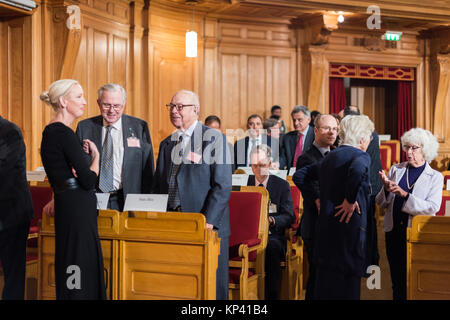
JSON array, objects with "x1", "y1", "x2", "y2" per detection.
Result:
[
  {"x1": 123, "y1": 194, "x2": 168, "y2": 212},
  {"x1": 445, "y1": 201, "x2": 450, "y2": 217},
  {"x1": 288, "y1": 167, "x2": 296, "y2": 176},
  {"x1": 96, "y1": 193, "x2": 110, "y2": 210},
  {"x1": 447, "y1": 180, "x2": 450, "y2": 191},
  {"x1": 270, "y1": 169, "x2": 287, "y2": 180},
  {"x1": 26, "y1": 171, "x2": 46, "y2": 181},
  {"x1": 232, "y1": 174, "x2": 249, "y2": 186}
]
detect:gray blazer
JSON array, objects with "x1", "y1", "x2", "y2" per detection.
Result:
[
  {"x1": 152, "y1": 122, "x2": 232, "y2": 238},
  {"x1": 375, "y1": 161, "x2": 443, "y2": 232},
  {"x1": 76, "y1": 114, "x2": 154, "y2": 195}
]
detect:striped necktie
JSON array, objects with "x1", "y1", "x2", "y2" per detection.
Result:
[
  {"x1": 99, "y1": 126, "x2": 114, "y2": 192},
  {"x1": 168, "y1": 135, "x2": 183, "y2": 210}
]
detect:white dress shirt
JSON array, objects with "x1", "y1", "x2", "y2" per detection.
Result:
[
  {"x1": 247, "y1": 134, "x2": 263, "y2": 166},
  {"x1": 102, "y1": 117, "x2": 124, "y2": 190}
]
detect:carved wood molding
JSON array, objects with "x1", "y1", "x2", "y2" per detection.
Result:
[
  {"x1": 329, "y1": 63, "x2": 415, "y2": 81},
  {"x1": 433, "y1": 53, "x2": 450, "y2": 142},
  {"x1": 60, "y1": 5, "x2": 82, "y2": 78},
  {"x1": 307, "y1": 44, "x2": 327, "y2": 109}
]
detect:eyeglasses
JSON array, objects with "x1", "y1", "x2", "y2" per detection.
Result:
[
  {"x1": 165, "y1": 103, "x2": 196, "y2": 111},
  {"x1": 318, "y1": 126, "x2": 339, "y2": 133},
  {"x1": 403, "y1": 145, "x2": 421, "y2": 152},
  {"x1": 101, "y1": 103, "x2": 123, "y2": 111}
]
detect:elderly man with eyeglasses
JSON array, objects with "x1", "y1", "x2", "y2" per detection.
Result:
[
  {"x1": 74, "y1": 83, "x2": 155, "y2": 211},
  {"x1": 152, "y1": 89, "x2": 232, "y2": 300}
]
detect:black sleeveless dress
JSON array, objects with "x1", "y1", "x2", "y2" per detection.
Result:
[{"x1": 41, "y1": 122, "x2": 106, "y2": 300}]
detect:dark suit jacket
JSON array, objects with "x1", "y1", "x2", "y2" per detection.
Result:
[
  {"x1": 366, "y1": 130, "x2": 383, "y2": 196},
  {"x1": 233, "y1": 134, "x2": 280, "y2": 169},
  {"x1": 152, "y1": 122, "x2": 232, "y2": 238},
  {"x1": 76, "y1": 114, "x2": 154, "y2": 195},
  {"x1": 295, "y1": 144, "x2": 324, "y2": 240},
  {"x1": 0, "y1": 116, "x2": 33, "y2": 231},
  {"x1": 247, "y1": 175, "x2": 294, "y2": 239},
  {"x1": 293, "y1": 145, "x2": 371, "y2": 276},
  {"x1": 280, "y1": 127, "x2": 315, "y2": 171}
]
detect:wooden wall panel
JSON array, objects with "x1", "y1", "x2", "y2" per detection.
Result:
[{"x1": 220, "y1": 54, "x2": 241, "y2": 131}]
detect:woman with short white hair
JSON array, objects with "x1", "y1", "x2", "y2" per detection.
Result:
[{"x1": 376, "y1": 127, "x2": 443, "y2": 300}]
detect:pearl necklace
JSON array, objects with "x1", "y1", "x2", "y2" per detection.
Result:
[{"x1": 406, "y1": 164, "x2": 423, "y2": 191}]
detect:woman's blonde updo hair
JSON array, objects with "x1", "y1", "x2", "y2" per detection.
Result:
[{"x1": 40, "y1": 79, "x2": 79, "y2": 111}]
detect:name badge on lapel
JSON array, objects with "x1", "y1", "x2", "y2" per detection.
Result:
[
  {"x1": 269, "y1": 203, "x2": 277, "y2": 214},
  {"x1": 187, "y1": 151, "x2": 202, "y2": 164},
  {"x1": 127, "y1": 137, "x2": 140, "y2": 148}
]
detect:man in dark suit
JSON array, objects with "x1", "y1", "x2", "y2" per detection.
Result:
[
  {"x1": 248, "y1": 144, "x2": 293, "y2": 300},
  {"x1": 280, "y1": 105, "x2": 315, "y2": 171},
  {"x1": 76, "y1": 83, "x2": 154, "y2": 211},
  {"x1": 234, "y1": 114, "x2": 279, "y2": 169},
  {"x1": 342, "y1": 105, "x2": 381, "y2": 270},
  {"x1": 293, "y1": 115, "x2": 374, "y2": 299},
  {"x1": 295, "y1": 114, "x2": 338, "y2": 300},
  {"x1": 152, "y1": 90, "x2": 232, "y2": 300},
  {"x1": 0, "y1": 116, "x2": 34, "y2": 299}
]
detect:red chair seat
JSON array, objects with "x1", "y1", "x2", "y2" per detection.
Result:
[
  {"x1": 436, "y1": 196, "x2": 450, "y2": 216},
  {"x1": 26, "y1": 253, "x2": 38, "y2": 262},
  {"x1": 28, "y1": 186, "x2": 53, "y2": 247},
  {"x1": 228, "y1": 268, "x2": 256, "y2": 284}
]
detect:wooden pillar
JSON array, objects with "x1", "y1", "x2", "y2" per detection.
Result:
[
  {"x1": 129, "y1": 0, "x2": 145, "y2": 118},
  {"x1": 307, "y1": 44, "x2": 327, "y2": 112},
  {"x1": 433, "y1": 53, "x2": 450, "y2": 142}
]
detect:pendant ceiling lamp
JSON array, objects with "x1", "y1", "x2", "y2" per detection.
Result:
[{"x1": 186, "y1": 0, "x2": 198, "y2": 58}]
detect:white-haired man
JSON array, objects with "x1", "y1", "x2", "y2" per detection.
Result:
[{"x1": 294, "y1": 115, "x2": 374, "y2": 300}]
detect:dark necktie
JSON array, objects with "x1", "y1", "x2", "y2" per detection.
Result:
[
  {"x1": 99, "y1": 126, "x2": 114, "y2": 192},
  {"x1": 324, "y1": 151, "x2": 329, "y2": 156},
  {"x1": 168, "y1": 135, "x2": 183, "y2": 210},
  {"x1": 258, "y1": 183, "x2": 264, "y2": 187}
]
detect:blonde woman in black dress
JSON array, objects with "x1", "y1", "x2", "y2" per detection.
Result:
[{"x1": 40, "y1": 79, "x2": 106, "y2": 299}]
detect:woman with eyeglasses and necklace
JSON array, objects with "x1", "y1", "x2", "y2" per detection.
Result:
[{"x1": 376, "y1": 128, "x2": 443, "y2": 300}]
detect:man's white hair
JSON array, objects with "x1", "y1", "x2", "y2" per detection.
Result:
[
  {"x1": 339, "y1": 115, "x2": 374, "y2": 147},
  {"x1": 173, "y1": 90, "x2": 200, "y2": 114},
  {"x1": 401, "y1": 128, "x2": 439, "y2": 163}
]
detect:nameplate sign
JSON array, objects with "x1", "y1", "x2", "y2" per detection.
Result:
[
  {"x1": 26, "y1": 171, "x2": 46, "y2": 181},
  {"x1": 446, "y1": 200, "x2": 450, "y2": 217},
  {"x1": 123, "y1": 194, "x2": 168, "y2": 212},
  {"x1": 379, "y1": 134, "x2": 391, "y2": 142},
  {"x1": 239, "y1": 167, "x2": 253, "y2": 175},
  {"x1": 96, "y1": 193, "x2": 110, "y2": 210},
  {"x1": 447, "y1": 180, "x2": 450, "y2": 191},
  {"x1": 270, "y1": 170, "x2": 287, "y2": 180},
  {"x1": 232, "y1": 174, "x2": 249, "y2": 186},
  {"x1": 288, "y1": 167, "x2": 296, "y2": 176}
]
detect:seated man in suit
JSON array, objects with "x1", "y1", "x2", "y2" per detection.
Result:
[
  {"x1": 248, "y1": 144, "x2": 293, "y2": 300},
  {"x1": 295, "y1": 114, "x2": 338, "y2": 300},
  {"x1": 152, "y1": 89, "x2": 232, "y2": 300},
  {"x1": 43, "y1": 84, "x2": 155, "y2": 214},
  {"x1": 293, "y1": 115, "x2": 374, "y2": 300},
  {"x1": 280, "y1": 105, "x2": 315, "y2": 171},
  {"x1": 0, "y1": 116, "x2": 34, "y2": 299},
  {"x1": 234, "y1": 114, "x2": 278, "y2": 169}
]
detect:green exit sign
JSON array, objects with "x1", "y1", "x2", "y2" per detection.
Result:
[{"x1": 383, "y1": 31, "x2": 402, "y2": 41}]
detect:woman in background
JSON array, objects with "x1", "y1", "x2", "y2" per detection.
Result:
[{"x1": 40, "y1": 79, "x2": 106, "y2": 299}]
